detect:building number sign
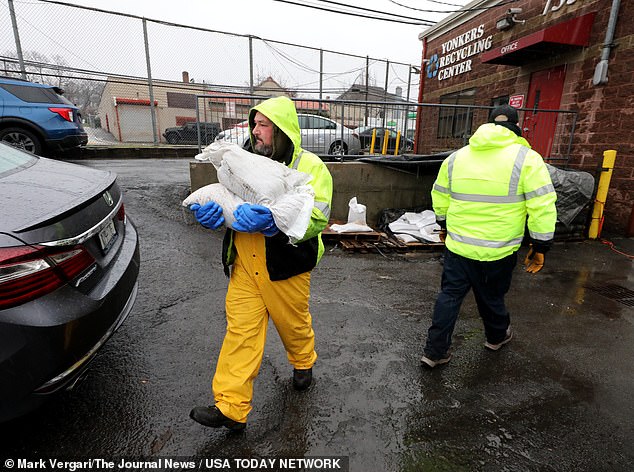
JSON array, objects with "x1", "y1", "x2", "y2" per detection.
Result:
[{"x1": 543, "y1": 0, "x2": 578, "y2": 15}]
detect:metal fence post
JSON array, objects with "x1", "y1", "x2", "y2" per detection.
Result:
[
  {"x1": 319, "y1": 49, "x2": 323, "y2": 100},
  {"x1": 383, "y1": 60, "x2": 390, "y2": 127},
  {"x1": 365, "y1": 56, "x2": 370, "y2": 126},
  {"x1": 249, "y1": 36, "x2": 254, "y2": 102},
  {"x1": 142, "y1": 18, "x2": 158, "y2": 145},
  {"x1": 339, "y1": 101, "x2": 345, "y2": 162},
  {"x1": 8, "y1": 0, "x2": 26, "y2": 79},
  {"x1": 196, "y1": 99, "x2": 202, "y2": 154},
  {"x1": 404, "y1": 65, "x2": 413, "y2": 152}
]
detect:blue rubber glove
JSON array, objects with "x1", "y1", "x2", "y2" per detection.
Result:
[
  {"x1": 232, "y1": 204, "x2": 278, "y2": 235},
  {"x1": 261, "y1": 222, "x2": 279, "y2": 237},
  {"x1": 190, "y1": 201, "x2": 224, "y2": 230}
]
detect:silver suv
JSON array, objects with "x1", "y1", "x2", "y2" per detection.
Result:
[{"x1": 215, "y1": 114, "x2": 361, "y2": 157}]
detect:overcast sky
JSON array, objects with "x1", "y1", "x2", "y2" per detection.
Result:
[
  {"x1": 2, "y1": 0, "x2": 473, "y2": 97},
  {"x1": 69, "y1": 0, "x2": 471, "y2": 66}
]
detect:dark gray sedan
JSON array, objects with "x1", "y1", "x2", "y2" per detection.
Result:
[{"x1": 0, "y1": 143, "x2": 140, "y2": 422}]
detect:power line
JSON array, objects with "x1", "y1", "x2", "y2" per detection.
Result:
[
  {"x1": 31, "y1": 0, "x2": 415, "y2": 66},
  {"x1": 262, "y1": 40, "x2": 376, "y2": 79},
  {"x1": 388, "y1": 0, "x2": 520, "y2": 13},
  {"x1": 315, "y1": 0, "x2": 435, "y2": 24},
  {"x1": 8, "y1": 0, "x2": 101, "y2": 70},
  {"x1": 270, "y1": 0, "x2": 435, "y2": 26},
  {"x1": 401, "y1": 0, "x2": 469, "y2": 6}
]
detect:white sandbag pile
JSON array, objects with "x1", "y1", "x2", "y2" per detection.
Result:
[
  {"x1": 183, "y1": 141, "x2": 315, "y2": 243},
  {"x1": 388, "y1": 210, "x2": 442, "y2": 243}
]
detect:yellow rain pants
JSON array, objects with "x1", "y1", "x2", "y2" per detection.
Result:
[{"x1": 212, "y1": 232, "x2": 317, "y2": 423}]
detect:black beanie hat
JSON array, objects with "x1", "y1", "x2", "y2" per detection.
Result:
[
  {"x1": 488, "y1": 104, "x2": 522, "y2": 136},
  {"x1": 489, "y1": 104, "x2": 519, "y2": 124}
]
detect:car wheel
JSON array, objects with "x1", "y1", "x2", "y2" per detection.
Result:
[
  {"x1": 165, "y1": 133, "x2": 179, "y2": 144},
  {"x1": 0, "y1": 127, "x2": 43, "y2": 155},
  {"x1": 328, "y1": 141, "x2": 348, "y2": 155}
]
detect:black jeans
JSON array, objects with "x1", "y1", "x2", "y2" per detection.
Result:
[{"x1": 424, "y1": 249, "x2": 517, "y2": 359}]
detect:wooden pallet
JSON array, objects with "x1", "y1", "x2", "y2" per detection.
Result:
[
  {"x1": 322, "y1": 223, "x2": 443, "y2": 253},
  {"x1": 321, "y1": 225, "x2": 384, "y2": 242},
  {"x1": 338, "y1": 238, "x2": 406, "y2": 253},
  {"x1": 332, "y1": 235, "x2": 443, "y2": 253}
]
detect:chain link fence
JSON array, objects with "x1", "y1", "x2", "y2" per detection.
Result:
[
  {"x1": 1, "y1": 0, "x2": 576, "y2": 165},
  {"x1": 415, "y1": 104, "x2": 577, "y2": 166},
  {"x1": 0, "y1": 0, "x2": 419, "y2": 143}
]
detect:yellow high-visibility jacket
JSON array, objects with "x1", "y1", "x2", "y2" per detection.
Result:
[
  {"x1": 222, "y1": 96, "x2": 333, "y2": 280},
  {"x1": 432, "y1": 122, "x2": 557, "y2": 261}
]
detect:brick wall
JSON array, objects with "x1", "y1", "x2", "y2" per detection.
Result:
[{"x1": 418, "y1": 0, "x2": 634, "y2": 234}]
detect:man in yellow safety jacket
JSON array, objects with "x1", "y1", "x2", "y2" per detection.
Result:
[
  {"x1": 188, "y1": 96, "x2": 333, "y2": 430},
  {"x1": 421, "y1": 104, "x2": 557, "y2": 368}
]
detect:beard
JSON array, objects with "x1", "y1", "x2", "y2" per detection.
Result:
[{"x1": 254, "y1": 140, "x2": 273, "y2": 156}]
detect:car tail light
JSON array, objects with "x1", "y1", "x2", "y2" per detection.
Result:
[
  {"x1": 0, "y1": 245, "x2": 95, "y2": 310},
  {"x1": 48, "y1": 107, "x2": 74, "y2": 122},
  {"x1": 116, "y1": 203, "x2": 126, "y2": 222}
]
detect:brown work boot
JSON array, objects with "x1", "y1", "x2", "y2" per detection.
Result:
[{"x1": 189, "y1": 405, "x2": 246, "y2": 432}]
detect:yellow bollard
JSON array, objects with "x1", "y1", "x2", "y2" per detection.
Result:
[
  {"x1": 369, "y1": 129, "x2": 377, "y2": 154},
  {"x1": 381, "y1": 129, "x2": 389, "y2": 155},
  {"x1": 588, "y1": 150, "x2": 617, "y2": 239},
  {"x1": 394, "y1": 131, "x2": 401, "y2": 156}
]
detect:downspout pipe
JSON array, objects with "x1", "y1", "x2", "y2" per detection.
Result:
[{"x1": 593, "y1": 0, "x2": 621, "y2": 85}]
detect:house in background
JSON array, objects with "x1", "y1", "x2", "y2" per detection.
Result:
[
  {"x1": 334, "y1": 84, "x2": 416, "y2": 132},
  {"x1": 97, "y1": 73, "x2": 322, "y2": 143}
]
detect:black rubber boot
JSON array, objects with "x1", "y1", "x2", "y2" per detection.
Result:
[
  {"x1": 292, "y1": 368, "x2": 313, "y2": 391},
  {"x1": 189, "y1": 405, "x2": 246, "y2": 432}
]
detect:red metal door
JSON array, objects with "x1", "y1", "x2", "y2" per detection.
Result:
[{"x1": 522, "y1": 65, "x2": 566, "y2": 159}]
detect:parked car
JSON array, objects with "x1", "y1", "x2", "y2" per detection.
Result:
[
  {"x1": 163, "y1": 121, "x2": 221, "y2": 145},
  {"x1": 212, "y1": 120, "x2": 248, "y2": 143},
  {"x1": 214, "y1": 122, "x2": 250, "y2": 149},
  {"x1": 0, "y1": 142, "x2": 140, "y2": 422},
  {"x1": 215, "y1": 114, "x2": 361, "y2": 157},
  {"x1": 0, "y1": 76, "x2": 88, "y2": 156},
  {"x1": 357, "y1": 126, "x2": 414, "y2": 154}
]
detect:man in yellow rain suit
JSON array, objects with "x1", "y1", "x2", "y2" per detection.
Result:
[
  {"x1": 188, "y1": 96, "x2": 333, "y2": 431},
  {"x1": 422, "y1": 104, "x2": 557, "y2": 368}
]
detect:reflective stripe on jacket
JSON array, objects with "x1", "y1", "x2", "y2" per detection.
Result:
[{"x1": 432, "y1": 122, "x2": 557, "y2": 261}]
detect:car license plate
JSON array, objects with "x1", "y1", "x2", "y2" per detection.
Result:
[{"x1": 98, "y1": 219, "x2": 117, "y2": 252}]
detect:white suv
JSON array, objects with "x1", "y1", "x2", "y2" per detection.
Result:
[{"x1": 215, "y1": 114, "x2": 361, "y2": 157}]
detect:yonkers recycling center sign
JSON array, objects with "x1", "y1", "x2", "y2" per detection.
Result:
[{"x1": 426, "y1": 24, "x2": 493, "y2": 81}]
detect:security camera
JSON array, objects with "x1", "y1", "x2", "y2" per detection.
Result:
[{"x1": 507, "y1": 7, "x2": 522, "y2": 14}]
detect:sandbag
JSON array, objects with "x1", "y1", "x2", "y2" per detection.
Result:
[
  {"x1": 330, "y1": 197, "x2": 374, "y2": 233},
  {"x1": 184, "y1": 142, "x2": 315, "y2": 242},
  {"x1": 183, "y1": 183, "x2": 243, "y2": 227},
  {"x1": 388, "y1": 210, "x2": 441, "y2": 243}
]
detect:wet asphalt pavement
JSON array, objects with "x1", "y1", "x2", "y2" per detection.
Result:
[{"x1": 1, "y1": 159, "x2": 633, "y2": 472}]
